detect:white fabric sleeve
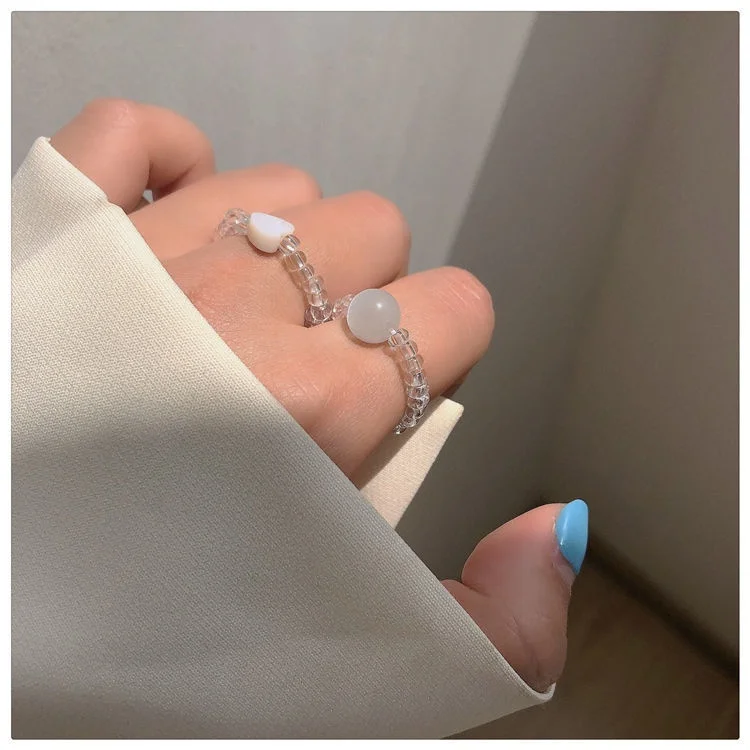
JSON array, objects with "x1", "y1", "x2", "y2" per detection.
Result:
[{"x1": 11, "y1": 137, "x2": 553, "y2": 739}]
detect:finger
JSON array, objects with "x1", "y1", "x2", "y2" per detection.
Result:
[
  {"x1": 163, "y1": 192, "x2": 410, "y2": 326},
  {"x1": 443, "y1": 500, "x2": 589, "y2": 692},
  {"x1": 307, "y1": 266, "x2": 493, "y2": 472},
  {"x1": 442, "y1": 369, "x2": 471, "y2": 400},
  {"x1": 50, "y1": 98, "x2": 215, "y2": 212},
  {"x1": 130, "y1": 164, "x2": 322, "y2": 260}
]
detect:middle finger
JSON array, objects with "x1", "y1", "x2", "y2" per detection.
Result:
[
  {"x1": 130, "y1": 163, "x2": 323, "y2": 259},
  {"x1": 163, "y1": 191, "x2": 411, "y2": 326}
]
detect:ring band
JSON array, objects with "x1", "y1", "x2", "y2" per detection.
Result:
[
  {"x1": 216, "y1": 209, "x2": 333, "y2": 326},
  {"x1": 331, "y1": 290, "x2": 430, "y2": 434}
]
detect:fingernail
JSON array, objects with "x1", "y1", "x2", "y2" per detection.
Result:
[{"x1": 555, "y1": 499, "x2": 589, "y2": 575}]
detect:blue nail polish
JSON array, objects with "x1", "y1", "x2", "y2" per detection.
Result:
[{"x1": 555, "y1": 499, "x2": 589, "y2": 575}]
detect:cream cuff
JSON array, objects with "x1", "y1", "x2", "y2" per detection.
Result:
[{"x1": 12, "y1": 138, "x2": 552, "y2": 738}]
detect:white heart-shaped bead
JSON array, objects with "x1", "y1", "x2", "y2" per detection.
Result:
[{"x1": 247, "y1": 212, "x2": 295, "y2": 253}]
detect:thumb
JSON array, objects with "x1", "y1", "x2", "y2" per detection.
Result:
[{"x1": 442, "y1": 500, "x2": 589, "y2": 692}]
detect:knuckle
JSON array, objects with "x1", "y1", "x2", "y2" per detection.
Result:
[
  {"x1": 353, "y1": 190, "x2": 412, "y2": 249},
  {"x1": 270, "y1": 363, "x2": 334, "y2": 431},
  {"x1": 189, "y1": 126, "x2": 214, "y2": 160},
  {"x1": 440, "y1": 266, "x2": 495, "y2": 335},
  {"x1": 259, "y1": 163, "x2": 322, "y2": 202},
  {"x1": 81, "y1": 97, "x2": 139, "y2": 129}
]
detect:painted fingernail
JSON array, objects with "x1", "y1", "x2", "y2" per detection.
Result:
[{"x1": 555, "y1": 499, "x2": 589, "y2": 575}]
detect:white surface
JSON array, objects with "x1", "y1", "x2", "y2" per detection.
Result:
[
  {"x1": 544, "y1": 12, "x2": 738, "y2": 653},
  {"x1": 248, "y1": 212, "x2": 295, "y2": 253}
]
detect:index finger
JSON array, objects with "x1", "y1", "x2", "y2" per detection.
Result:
[{"x1": 50, "y1": 98, "x2": 215, "y2": 213}]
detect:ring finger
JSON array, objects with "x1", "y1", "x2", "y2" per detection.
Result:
[{"x1": 307, "y1": 266, "x2": 495, "y2": 473}]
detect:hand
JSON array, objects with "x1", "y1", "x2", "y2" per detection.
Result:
[{"x1": 50, "y1": 99, "x2": 587, "y2": 693}]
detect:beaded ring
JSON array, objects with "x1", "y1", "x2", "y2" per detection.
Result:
[
  {"x1": 216, "y1": 209, "x2": 333, "y2": 327},
  {"x1": 216, "y1": 212, "x2": 428, "y2": 433},
  {"x1": 331, "y1": 290, "x2": 430, "y2": 434}
]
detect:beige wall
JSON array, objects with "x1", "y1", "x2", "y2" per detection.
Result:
[{"x1": 544, "y1": 12, "x2": 738, "y2": 653}]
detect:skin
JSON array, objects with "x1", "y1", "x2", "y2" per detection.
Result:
[{"x1": 50, "y1": 98, "x2": 576, "y2": 693}]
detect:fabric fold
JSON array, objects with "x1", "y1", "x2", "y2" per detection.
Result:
[{"x1": 12, "y1": 137, "x2": 552, "y2": 739}]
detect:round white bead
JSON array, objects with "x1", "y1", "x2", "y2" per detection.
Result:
[
  {"x1": 247, "y1": 212, "x2": 295, "y2": 253},
  {"x1": 346, "y1": 289, "x2": 401, "y2": 344}
]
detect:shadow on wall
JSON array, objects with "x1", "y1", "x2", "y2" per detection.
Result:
[{"x1": 396, "y1": 11, "x2": 675, "y2": 578}]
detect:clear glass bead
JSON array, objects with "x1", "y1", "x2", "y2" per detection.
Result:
[
  {"x1": 302, "y1": 275, "x2": 325, "y2": 295},
  {"x1": 216, "y1": 208, "x2": 249, "y2": 238},
  {"x1": 400, "y1": 354, "x2": 424, "y2": 374},
  {"x1": 284, "y1": 250, "x2": 307, "y2": 271},
  {"x1": 278, "y1": 235, "x2": 301, "y2": 256},
  {"x1": 387, "y1": 328, "x2": 410, "y2": 348},
  {"x1": 407, "y1": 385, "x2": 430, "y2": 401},
  {"x1": 315, "y1": 302, "x2": 333, "y2": 321},
  {"x1": 306, "y1": 290, "x2": 326, "y2": 307},
  {"x1": 400, "y1": 412, "x2": 418, "y2": 429},
  {"x1": 408, "y1": 394, "x2": 430, "y2": 410},
  {"x1": 331, "y1": 295, "x2": 354, "y2": 320},
  {"x1": 407, "y1": 372, "x2": 427, "y2": 388},
  {"x1": 408, "y1": 410, "x2": 424, "y2": 424},
  {"x1": 293, "y1": 264, "x2": 316, "y2": 287},
  {"x1": 304, "y1": 302, "x2": 333, "y2": 326},
  {"x1": 399, "y1": 340, "x2": 419, "y2": 358}
]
